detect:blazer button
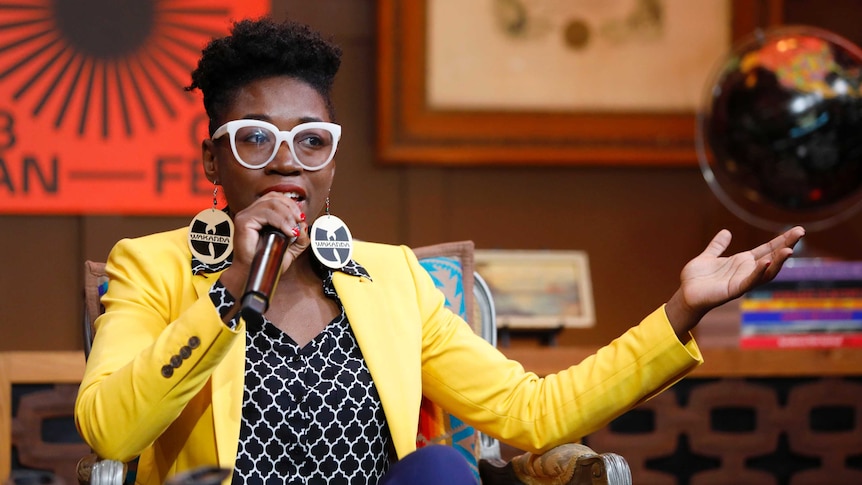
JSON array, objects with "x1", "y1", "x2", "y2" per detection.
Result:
[
  {"x1": 161, "y1": 365, "x2": 174, "y2": 378},
  {"x1": 188, "y1": 336, "x2": 201, "y2": 349},
  {"x1": 179, "y1": 346, "x2": 192, "y2": 359},
  {"x1": 170, "y1": 355, "x2": 182, "y2": 368}
]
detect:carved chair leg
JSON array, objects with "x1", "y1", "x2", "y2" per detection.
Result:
[{"x1": 479, "y1": 444, "x2": 632, "y2": 485}]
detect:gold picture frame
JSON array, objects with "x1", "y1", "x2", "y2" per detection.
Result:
[
  {"x1": 475, "y1": 250, "x2": 595, "y2": 329},
  {"x1": 376, "y1": 0, "x2": 772, "y2": 166}
]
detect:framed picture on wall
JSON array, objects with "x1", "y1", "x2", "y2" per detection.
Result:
[
  {"x1": 376, "y1": 0, "x2": 769, "y2": 166},
  {"x1": 475, "y1": 250, "x2": 595, "y2": 330}
]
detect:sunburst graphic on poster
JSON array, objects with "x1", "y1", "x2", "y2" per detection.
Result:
[{"x1": 0, "y1": 0, "x2": 269, "y2": 214}]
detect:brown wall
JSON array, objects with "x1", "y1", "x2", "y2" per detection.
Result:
[{"x1": 3, "y1": 0, "x2": 862, "y2": 351}]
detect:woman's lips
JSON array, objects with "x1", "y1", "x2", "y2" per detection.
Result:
[{"x1": 262, "y1": 185, "x2": 306, "y2": 200}]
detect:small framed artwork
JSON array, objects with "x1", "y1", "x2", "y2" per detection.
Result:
[{"x1": 475, "y1": 250, "x2": 595, "y2": 330}]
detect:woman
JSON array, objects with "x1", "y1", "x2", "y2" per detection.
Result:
[{"x1": 75, "y1": 17, "x2": 804, "y2": 485}]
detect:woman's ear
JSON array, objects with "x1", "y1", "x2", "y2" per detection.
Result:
[{"x1": 201, "y1": 139, "x2": 218, "y2": 183}]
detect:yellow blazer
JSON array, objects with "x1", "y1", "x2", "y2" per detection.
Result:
[{"x1": 76, "y1": 227, "x2": 702, "y2": 485}]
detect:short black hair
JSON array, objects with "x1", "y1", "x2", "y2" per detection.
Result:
[{"x1": 187, "y1": 17, "x2": 342, "y2": 134}]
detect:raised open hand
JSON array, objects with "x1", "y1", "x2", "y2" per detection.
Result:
[{"x1": 665, "y1": 226, "x2": 805, "y2": 341}]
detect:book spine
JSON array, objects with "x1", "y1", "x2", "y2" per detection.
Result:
[
  {"x1": 741, "y1": 310, "x2": 862, "y2": 322},
  {"x1": 752, "y1": 281, "x2": 862, "y2": 295},
  {"x1": 740, "y1": 333, "x2": 862, "y2": 349},
  {"x1": 741, "y1": 324, "x2": 862, "y2": 334},
  {"x1": 774, "y1": 261, "x2": 862, "y2": 281},
  {"x1": 741, "y1": 298, "x2": 862, "y2": 309},
  {"x1": 746, "y1": 287, "x2": 862, "y2": 299}
]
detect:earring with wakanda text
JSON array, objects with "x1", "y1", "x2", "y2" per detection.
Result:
[
  {"x1": 187, "y1": 183, "x2": 234, "y2": 265},
  {"x1": 310, "y1": 195, "x2": 353, "y2": 269}
]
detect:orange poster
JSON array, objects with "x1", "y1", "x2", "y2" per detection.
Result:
[{"x1": 0, "y1": 0, "x2": 269, "y2": 214}]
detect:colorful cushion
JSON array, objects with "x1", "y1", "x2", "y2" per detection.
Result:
[{"x1": 413, "y1": 241, "x2": 482, "y2": 482}]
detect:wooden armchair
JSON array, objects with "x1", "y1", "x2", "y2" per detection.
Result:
[
  {"x1": 412, "y1": 241, "x2": 630, "y2": 485},
  {"x1": 78, "y1": 242, "x2": 631, "y2": 485}
]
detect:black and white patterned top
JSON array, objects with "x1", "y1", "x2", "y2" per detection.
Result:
[{"x1": 197, "y1": 252, "x2": 392, "y2": 484}]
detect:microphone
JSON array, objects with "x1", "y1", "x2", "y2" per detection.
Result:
[{"x1": 240, "y1": 226, "x2": 291, "y2": 321}]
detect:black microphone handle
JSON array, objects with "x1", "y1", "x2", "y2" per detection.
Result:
[{"x1": 240, "y1": 227, "x2": 290, "y2": 321}]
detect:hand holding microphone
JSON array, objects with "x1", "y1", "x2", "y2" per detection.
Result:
[
  {"x1": 240, "y1": 225, "x2": 298, "y2": 322},
  {"x1": 228, "y1": 191, "x2": 306, "y2": 322}
]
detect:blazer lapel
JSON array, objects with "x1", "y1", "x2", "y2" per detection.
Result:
[{"x1": 191, "y1": 272, "x2": 245, "y2": 469}]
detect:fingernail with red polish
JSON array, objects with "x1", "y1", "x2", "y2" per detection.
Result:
[
  {"x1": 300, "y1": 212, "x2": 306, "y2": 221},
  {"x1": 292, "y1": 226, "x2": 301, "y2": 237}
]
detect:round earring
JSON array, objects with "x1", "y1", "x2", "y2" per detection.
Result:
[
  {"x1": 187, "y1": 184, "x2": 234, "y2": 265},
  {"x1": 310, "y1": 196, "x2": 353, "y2": 269}
]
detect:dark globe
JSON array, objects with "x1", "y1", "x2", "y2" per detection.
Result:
[{"x1": 697, "y1": 26, "x2": 862, "y2": 231}]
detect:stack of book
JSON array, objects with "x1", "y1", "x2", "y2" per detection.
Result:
[{"x1": 740, "y1": 259, "x2": 862, "y2": 349}]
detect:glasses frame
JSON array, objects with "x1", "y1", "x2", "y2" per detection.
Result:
[{"x1": 212, "y1": 119, "x2": 342, "y2": 171}]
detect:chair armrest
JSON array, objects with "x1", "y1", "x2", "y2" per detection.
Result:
[{"x1": 479, "y1": 443, "x2": 632, "y2": 485}]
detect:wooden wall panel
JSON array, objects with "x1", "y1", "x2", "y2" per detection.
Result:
[{"x1": 2, "y1": 0, "x2": 862, "y2": 352}]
